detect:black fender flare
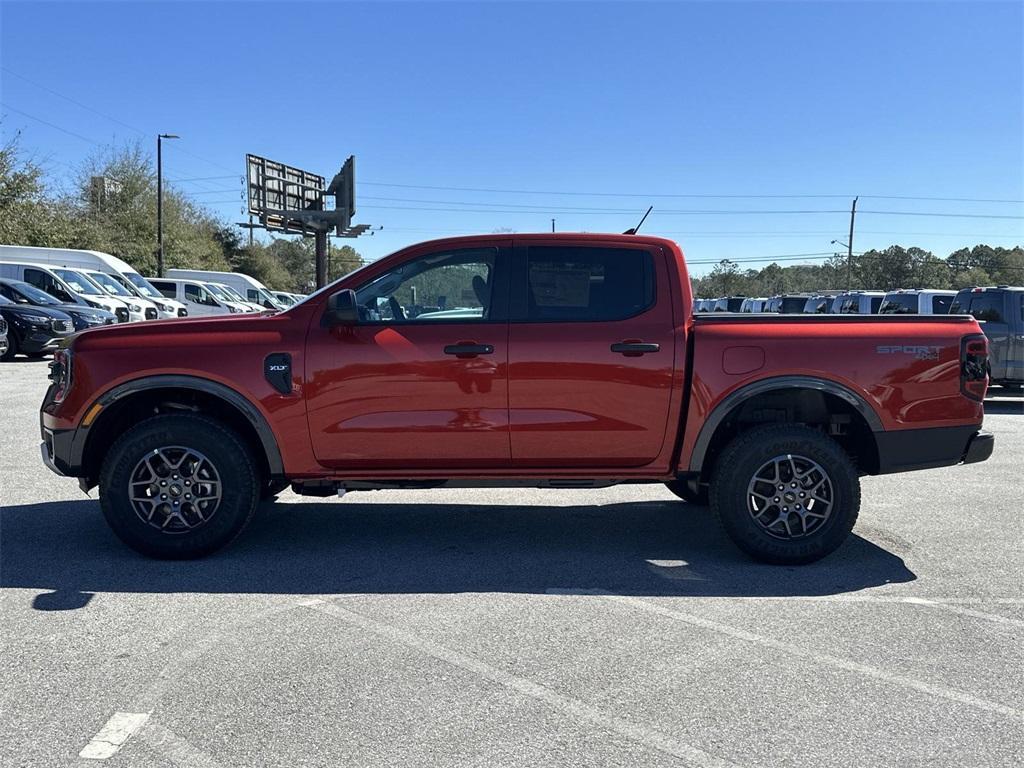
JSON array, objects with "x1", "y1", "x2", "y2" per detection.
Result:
[
  {"x1": 686, "y1": 375, "x2": 883, "y2": 474},
  {"x1": 74, "y1": 374, "x2": 284, "y2": 477}
]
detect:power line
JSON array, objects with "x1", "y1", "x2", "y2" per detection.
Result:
[
  {"x1": 361, "y1": 204, "x2": 851, "y2": 215},
  {"x1": 1, "y1": 67, "x2": 237, "y2": 174},
  {"x1": 0, "y1": 102, "x2": 104, "y2": 146},
  {"x1": 171, "y1": 175, "x2": 238, "y2": 183},
  {"x1": 359, "y1": 180, "x2": 1024, "y2": 205},
  {"x1": 361, "y1": 203, "x2": 1023, "y2": 220}
]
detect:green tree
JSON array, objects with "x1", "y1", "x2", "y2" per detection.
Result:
[{"x1": 0, "y1": 132, "x2": 78, "y2": 246}]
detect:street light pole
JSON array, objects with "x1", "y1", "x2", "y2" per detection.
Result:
[{"x1": 156, "y1": 133, "x2": 180, "y2": 277}]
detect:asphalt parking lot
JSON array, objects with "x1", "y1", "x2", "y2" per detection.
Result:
[{"x1": 1, "y1": 359, "x2": 1022, "y2": 767}]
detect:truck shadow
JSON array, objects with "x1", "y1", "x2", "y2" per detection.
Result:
[
  {"x1": 984, "y1": 400, "x2": 1023, "y2": 415},
  {"x1": 3, "y1": 498, "x2": 915, "y2": 610}
]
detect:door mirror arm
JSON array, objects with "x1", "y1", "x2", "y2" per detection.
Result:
[{"x1": 323, "y1": 289, "x2": 359, "y2": 327}]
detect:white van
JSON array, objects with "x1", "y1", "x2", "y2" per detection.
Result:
[
  {"x1": 209, "y1": 282, "x2": 262, "y2": 312},
  {"x1": 273, "y1": 291, "x2": 302, "y2": 308},
  {"x1": 0, "y1": 245, "x2": 186, "y2": 319},
  {"x1": 879, "y1": 289, "x2": 957, "y2": 315},
  {"x1": 166, "y1": 269, "x2": 284, "y2": 310},
  {"x1": 0, "y1": 261, "x2": 131, "y2": 321},
  {"x1": 148, "y1": 278, "x2": 243, "y2": 317},
  {"x1": 200, "y1": 282, "x2": 256, "y2": 313}
]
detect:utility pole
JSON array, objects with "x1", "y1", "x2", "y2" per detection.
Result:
[
  {"x1": 156, "y1": 133, "x2": 179, "y2": 277},
  {"x1": 315, "y1": 231, "x2": 328, "y2": 289},
  {"x1": 551, "y1": 218, "x2": 555, "y2": 233},
  {"x1": 846, "y1": 196, "x2": 858, "y2": 289}
]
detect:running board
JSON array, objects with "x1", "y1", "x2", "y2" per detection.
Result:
[{"x1": 290, "y1": 477, "x2": 638, "y2": 495}]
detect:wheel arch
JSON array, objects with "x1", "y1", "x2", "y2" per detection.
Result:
[
  {"x1": 687, "y1": 375, "x2": 883, "y2": 479},
  {"x1": 76, "y1": 375, "x2": 284, "y2": 487}
]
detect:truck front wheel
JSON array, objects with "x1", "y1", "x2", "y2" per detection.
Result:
[
  {"x1": 98, "y1": 414, "x2": 259, "y2": 559},
  {"x1": 709, "y1": 424, "x2": 860, "y2": 565}
]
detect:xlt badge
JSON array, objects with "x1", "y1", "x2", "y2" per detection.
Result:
[{"x1": 264, "y1": 353, "x2": 292, "y2": 394}]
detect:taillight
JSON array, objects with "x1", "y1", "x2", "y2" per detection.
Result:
[
  {"x1": 960, "y1": 333, "x2": 988, "y2": 402},
  {"x1": 48, "y1": 348, "x2": 73, "y2": 403}
]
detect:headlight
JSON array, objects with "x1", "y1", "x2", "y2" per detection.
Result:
[
  {"x1": 228, "y1": 305, "x2": 238, "y2": 313},
  {"x1": 83, "y1": 313, "x2": 107, "y2": 325},
  {"x1": 21, "y1": 313, "x2": 51, "y2": 325},
  {"x1": 85, "y1": 299, "x2": 102, "y2": 309},
  {"x1": 155, "y1": 301, "x2": 171, "y2": 312},
  {"x1": 130, "y1": 304, "x2": 141, "y2": 312},
  {"x1": 48, "y1": 349, "x2": 72, "y2": 403}
]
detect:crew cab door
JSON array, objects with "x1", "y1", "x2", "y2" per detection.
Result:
[
  {"x1": 305, "y1": 242, "x2": 512, "y2": 469},
  {"x1": 507, "y1": 240, "x2": 677, "y2": 468}
]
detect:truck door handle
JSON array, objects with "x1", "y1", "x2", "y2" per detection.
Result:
[
  {"x1": 610, "y1": 342, "x2": 660, "y2": 356},
  {"x1": 444, "y1": 343, "x2": 494, "y2": 358}
]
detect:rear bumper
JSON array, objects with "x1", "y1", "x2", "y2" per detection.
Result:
[
  {"x1": 962, "y1": 430, "x2": 994, "y2": 465},
  {"x1": 875, "y1": 425, "x2": 994, "y2": 474}
]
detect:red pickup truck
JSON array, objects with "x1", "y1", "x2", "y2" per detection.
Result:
[{"x1": 41, "y1": 234, "x2": 994, "y2": 563}]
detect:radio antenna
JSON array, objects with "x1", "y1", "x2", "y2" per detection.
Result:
[{"x1": 623, "y1": 206, "x2": 653, "y2": 235}]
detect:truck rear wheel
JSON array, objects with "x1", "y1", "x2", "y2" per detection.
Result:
[
  {"x1": 98, "y1": 414, "x2": 259, "y2": 559},
  {"x1": 709, "y1": 424, "x2": 860, "y2": 565}
]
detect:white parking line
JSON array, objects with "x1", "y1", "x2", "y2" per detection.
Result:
[
  {"x1": 546, "y1": 589, "x2": 1024, "y2": 723},
  {"x1": 79, "y1": 712, "x2": 150, "y2": 760},
  {"x1": 303, "y1": 599, "x2": 741, "y2": 768}
]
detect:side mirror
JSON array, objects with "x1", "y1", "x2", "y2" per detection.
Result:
[{"x1": 323, "y1": 289, "x2": 359, "y2": 326}]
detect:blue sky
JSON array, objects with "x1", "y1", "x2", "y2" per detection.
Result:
[{"x1": 1, "y1": 1, "x2": 1022, "y2": 274}]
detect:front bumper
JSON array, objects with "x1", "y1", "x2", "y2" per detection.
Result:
[
  {"x1": 21, "y1": 332, "x2": 66, "y2": 355},
  {"x1": 40, "y1": 426, "x2": 76, "y2": 476}
]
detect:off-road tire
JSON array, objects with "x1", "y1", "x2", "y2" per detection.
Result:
[
  {"x1": 709, "y1": 424, "x2": 860, "y2": 565},
  {"x1": 99, "y1": 414, "x2": 259, "y2": 559},
  {"x1": 664, "y1": 479, "x2": 709, "y2": 506}
]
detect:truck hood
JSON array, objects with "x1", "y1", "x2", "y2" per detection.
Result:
[{"x1": 71, "y1": 310, "x2": 283, "y2": 345}]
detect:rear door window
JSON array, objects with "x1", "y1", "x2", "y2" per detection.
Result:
[
  {"x1": 931, "y1": 295, "x2": 953, "y2": 314},
  {"x1": 522, "y1": 246, "x2": 654, "y2": 322}
]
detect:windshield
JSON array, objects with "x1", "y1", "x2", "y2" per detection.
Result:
[
  {"x1": 291, "y1": 254, "x2": 386, "y2": 310},
  {"x1": 54, "y1": 269, "x2": 103, "y2": 296},
  {"x1": 11, "y1": 281, "x2": 60, "y2": 305},
  {"x1": 125, "y1": 272, "x2": 165, "y2": 299},
  {"x1": 216, "y1": 284, "x2": 248, "y2": 303},
  {"x1": 203, "y1": 283, "x2": 231, "y2": 300},
  {"x1": 87, "y1": 271, "x2": 133, "y2": 297},
  {"x1": 257, "y1": 288, "x2": 284, "y2": 309}
]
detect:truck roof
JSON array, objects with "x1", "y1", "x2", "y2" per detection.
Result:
[{"x1": 399, "y1": 232, "x2": 682, "y2": 251}]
